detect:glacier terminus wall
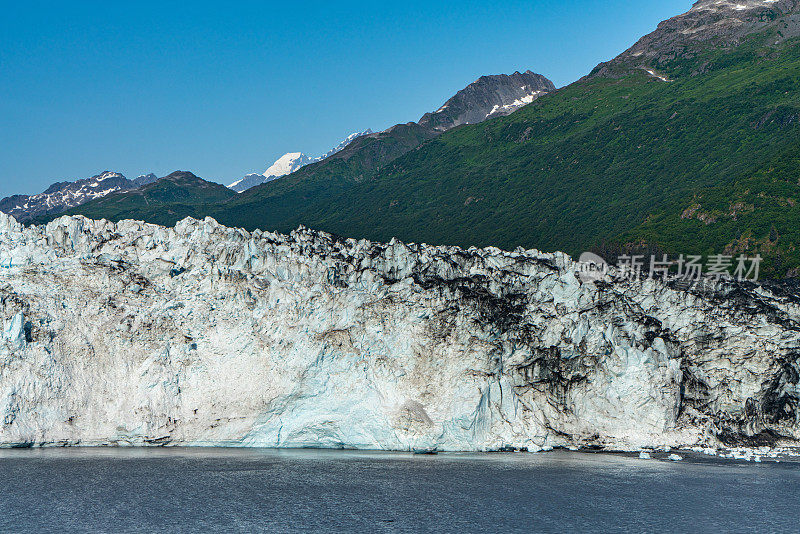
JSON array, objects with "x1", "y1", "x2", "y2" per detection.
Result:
[{"x1": 1, "y1": 212, "x2": 799, "y2": 451}]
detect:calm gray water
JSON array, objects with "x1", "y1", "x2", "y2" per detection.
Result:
[{"x1": 0, "y1": 448, "x2": 798, "y2": 533}]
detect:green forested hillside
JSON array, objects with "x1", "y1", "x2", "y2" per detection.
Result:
[
  {"x1": 55, "y1": 171, "x2": 236, "y2": 227},
  {"x1": 64, "y1": 22, "x2": 800, "y2": 276},
  {"x1": 207, "y1": 31, "x2": 800, "y2": 275}
]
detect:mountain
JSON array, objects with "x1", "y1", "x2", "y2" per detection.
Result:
[
  {"x1": 203, "y1": 70, "x2": 554, "y2": 222},
  {"x1": 62, "y1": 2, "x2": 800, "y2": 276},
  {"x1": 229, "y1": 130, "x2": 374, "y2": 193},
  {"x1": 418, "y1": 70, "x2": 555, "y2": 131},
  {"x1": 229, "y1": 153, "x2": 314, "y2": 193},
  {"x1": 55, "y1": 171, "x2": 237, "y2": 227},
  {"x1": 599, "y1": 0, "x2": 800, "y2": 72},
  {"x1": 226, "y1": 72, "x2": 553, "y2": 194},
  {"x1": 228, "y1": 173, "x2": 272, "y2": 194},
  {"x1": 317, "y1": 129, "x2": 375, "y2": 160},
  {"x1": 201, "y1": 0, "x2": 800, "y2": 278},
  {"x1": 0, "y1": 171, "x2": 167, "y2": 223},
  {"x1": 62, "y1": 70, "x2": 554, "y2": 222},
  {"x1": 0, "y1": 171, "x2": 135, "y2": 222},
  {"x1": 262, "y1": 152, "x2": 315, "y2": 179},
  {"x1": 133, "y1": 173, "x2": 159, "y2": 188}
]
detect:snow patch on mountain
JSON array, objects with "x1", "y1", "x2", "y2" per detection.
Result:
[
  {"x1": 229, "y1": 130, "x2": 373, "y2": 193},
  {"x1": 485, "y1": 90, "x2": 549, "y2": 119},
  {"x1": 0, "y1": 172, "x2": 131, "y2": 222},
  {"x1": 418, "y1": 71, "x2": 555, "y2": 132},
  {"x1": 692, "y1": 0, "x2": 781, "y2": 12}
]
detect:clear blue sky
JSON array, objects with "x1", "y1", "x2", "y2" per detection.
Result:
[{"x1": 0, "y1": 0, "x2": 693, "y2": 197}]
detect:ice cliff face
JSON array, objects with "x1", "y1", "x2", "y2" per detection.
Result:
[{"x1": 1, "y1": 212, "x2": 799, "y2": 451}]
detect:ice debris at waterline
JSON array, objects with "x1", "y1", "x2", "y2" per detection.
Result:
[{"x1": 1, "y1": 212, "x2": 800, "y2": 451}]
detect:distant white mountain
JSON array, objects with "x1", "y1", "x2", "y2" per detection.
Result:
[
  {"x1": 228, "y1": 153, "x2": 312, "y2": 193},
  {"x1": 228, "y1": 174, "x2": 271, "y2": 194},
  {"x1": 229, "y1": 129, "x2": 373, "y2": 193},
  {"x1": 264, "y1": 152, "x2": 315, "y2": 181},
  {"x1": 317, "y1": 130, "x2": 372, "y2": 160}
]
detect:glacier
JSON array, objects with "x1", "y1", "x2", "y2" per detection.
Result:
[{"x1": 0, "y1": 211, "x2": 799, "y2": 451}]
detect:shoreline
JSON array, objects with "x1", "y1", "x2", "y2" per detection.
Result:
[{"x1": 1, "y1": 443, "x2": 798, "y2": 465}]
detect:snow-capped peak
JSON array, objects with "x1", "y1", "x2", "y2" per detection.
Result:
[
  {"x1": 263, "y1": 152, "x2": 313, "y2": 180},
  {"x1": 229, "y1": 129, "x2": 373, "y2": 193},
  {"x1": 691, "y1": 0, "x2": 780, "y2": 12},
  {"x1": 317, "y1": 129, "x2": 373, "y2": 160},
  {"x1": 0, "y1": 171, "x2": 134, "y2": 222},
  {"x1": 227, "y1": 154, "x2": 312, "y2": 192}
]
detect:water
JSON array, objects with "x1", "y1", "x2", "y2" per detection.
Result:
[{"x1": 0, "y1": 448, "x2": 798, "y2": 533}]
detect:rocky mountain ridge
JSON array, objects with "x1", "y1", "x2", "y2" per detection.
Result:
[
  {"x1": 229, "y1": 130, "x2": 374, "y2": 193},
  {"x1": 589, "y1": 0, "x2": 800, "y2": 78},
  {"x1": 227, "y1": 69, "x2": 555, "y2": 195},
  {"x1": 418, "y1": 70, "x2": 555, "y2": 131},
  {"x1": 0, "y1": 171, "x2": 160, "y2": 223},
  {"x1": 134, "y1": 173, "x2": 159, "y2": 187},
  {"x1": 330, "y1": 70, "x2": 554, "y2": 167},
  {"x1": 53, "y1": 171, "x2": 237, "y2": 228},
  {"x1": 1, "y1": 212, "x2": 798, "y2": 450}
]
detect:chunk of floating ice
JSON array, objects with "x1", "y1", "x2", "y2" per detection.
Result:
[
  {"x1": 668, "y1": 454, "x2": 683, "y2": 461},
  {"x1": 639, "y1": 451, "x2": 651, "y2": 459}
]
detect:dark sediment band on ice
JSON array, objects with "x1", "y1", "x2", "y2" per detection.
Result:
[{"x1": 1, "y1": 212, "x2": 799, "y2": 452}]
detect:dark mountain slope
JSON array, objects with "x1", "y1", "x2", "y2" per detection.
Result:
[
  {"x1": 53, "y1": 171, "x2": 236, "y2": 227},
  {"x1": 64, "y1": 2, "x2": 800, "y2": 276},
  {"x1": 62, "y1": 70, "x2": 553, "y2": 232},
  {"x1": 418, "y1": 70, "x2": 555, "y2": 131},
  {"x1": 1, "y1": 171, "x2": 133, "y2": 222},
  {"x1": 208, "y1": 1, "x2": 800, "y2": 277}
]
